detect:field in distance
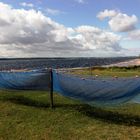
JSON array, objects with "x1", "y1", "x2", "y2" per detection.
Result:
[{"x1": 69, "y1": 66, "x2": 140, "y2": 77}]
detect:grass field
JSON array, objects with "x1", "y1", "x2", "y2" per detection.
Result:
[
  {"x1": 70, "y1": 66, "x2": 140, "y2": 77},
  {"x1": 0, "y1": 90, "x2": 140, "y2": 140},
  {"x1": 0, "y1": 67, "x2": 140, "y2": 140}
]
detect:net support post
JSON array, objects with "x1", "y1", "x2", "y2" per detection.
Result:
[{"x1": 49, "y1": 68, "x2": 54, "y2": 108}]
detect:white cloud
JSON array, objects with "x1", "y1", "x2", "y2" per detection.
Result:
[
  {"x1": 46, "y1": 8, "x2": 64, "y2": 15},
  {"x1": 20, "y1": 2, "x2": 34, "y2": 8},
  {"x1": 97, "y1": 9, "x2": 138, "y2": 32},
  {"x1": 0, "y1": 2, "x2": 123, "y2": 57},
  {"x1": 121, "y1": 47, "x2": 140, "y2": 56},
  {"x1": 75, "y1": 26, "x2": 121, "y2": 51},
  {"x1": 128, "y1": 30, "x2": 140, "y2": 40},
  {"x1": 97, "y1": 9, "x2": 118, "y2": 20},
  {"x1": 109, "y1": 14, "x2": 138, "y2": 32}
]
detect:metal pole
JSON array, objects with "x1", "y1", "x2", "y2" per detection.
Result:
[{"x1": 50, "y1": 69, "x2": 54, "y2": 108}]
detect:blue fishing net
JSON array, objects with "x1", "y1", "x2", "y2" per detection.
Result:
[
  {"x1": 0, "y1": 69, "x2": 50, "y2": 90},
  {"x1": 53, "y1": 70, "x2": 140, "y2": 106},
  {"x1": 0, "y1": 69, "x2": 139, "y2": 106}
]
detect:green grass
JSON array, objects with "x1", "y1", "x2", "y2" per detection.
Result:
[
  {"x1": 70, "y1": 66, "x2": 140, "y2": 77},
  {"x1": 0, "y1": 90, "x2": 140, "y2": 140}
]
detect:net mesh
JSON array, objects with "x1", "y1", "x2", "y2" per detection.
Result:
[
  {"x1": 0, "y1": 69, "x2": 50, "y2": 90},
  {"x1": 53, "y1": 70, "x2": 140, "y2": 106},
  {"x1": 0, "y1": 69, "x2": 139, "y2": 106}
]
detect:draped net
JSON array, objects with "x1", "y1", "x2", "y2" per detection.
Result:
[
  {"x1": 0, "y1": 69, "x2": 140, "y2": 106},
  {"x1": 53, "y1": 70, "x2": 140, "y2": 106},
  {"x1": 0, "y1": 69, "x2": 50, "y2": 90}
]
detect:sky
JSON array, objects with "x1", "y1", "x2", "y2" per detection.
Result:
[{"x1": 0, "y1": 0, "x2": 140, "y2": 57}]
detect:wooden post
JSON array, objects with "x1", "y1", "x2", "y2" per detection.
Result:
[
  {"x1": 90, "y1": 64, "x2": 92, "y2": 76},
  {"x1": 50, "y1": 69, "x2": 54, "y2": 108}
]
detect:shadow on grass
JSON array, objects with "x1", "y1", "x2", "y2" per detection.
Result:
[
  {"x1": 1, "y1": 95, "x2": 140, "y2": 126},
  {"x1": 75, "y1": 104, "x2": 140, "y2": 127},
  {"x1": 54, "y1": 103, "x2": 140, "y2": 127},
  {"x1": 1, "y1": 95, "x2": 49, "y2": 108}
]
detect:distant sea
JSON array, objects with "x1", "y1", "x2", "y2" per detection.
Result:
[{"x1": 0, "y1": 57, "x2": 137, "y2": 70}]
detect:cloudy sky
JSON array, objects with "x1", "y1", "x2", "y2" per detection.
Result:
[{"x1": 0, "y1": 0, "x2": 140, "y2": 57}]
